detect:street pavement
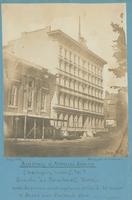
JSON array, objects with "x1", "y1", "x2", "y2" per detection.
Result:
[{"x1": 4, "y1": 131, "x2": 128, "y2": 157}]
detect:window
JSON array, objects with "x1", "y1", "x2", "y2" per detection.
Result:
[
  {"x1": 101, "y1": 80, "x2": 103, "y2": 87},
  {"x1": 69, "y1": 51, "x2": 72, "y2": 61},
  {"x1": 71, "y1": 80, "x2": 74, "y2": 89},
  {"x1": 96, "y1": 90, "x2": 98, "y2": 97},
  {"x1": 80, "y1": 70, "x2": 83, "y2": 78},
  {"x1": 70, "y1": 97, "x2": 74, "y2": 107},
  {"x1": 65, "y1": 95, "x2": 69, "y2": 107},
  {"x1": 84, "y1": 101, "x2": 87, "y2": 110},
  {"x1": 9, "y1": 85, "x2": 18, "y2": 107},
  {"x1": 65, "y1": 63, "x2": 69, "y2": 73},
  {"x1": 41, "y1": 91, "x2": 47, "y2": 111},
  {"x1": 89, "y1": 102, "x2": 91, "y2": 111},
  {"x1": 93, "y1": 65, "x2": 95, "y2": 73},
  {"x1": 91, "y1": 76, "x2": 93, "y2": 83},
  {"x1": 60, "y1": 93, "x2": 64, "y2": 105},
  {"x1": 93, "y1": 103, "x2": 95, "y2": 112},
  {"x1": 74, "y1": 115, "x2": 78, "y2": 128},
  {"x1": 95, "y1": 104, "x2": 98, "y2": 112},
  {"x1": 93, "y1": 88, "x2": 95, "y2": 96},
  {"x1": 91, "y1": 88, "x2": 93, "y2": 96},
  {"x1": 59, "y1": 59, "x2": 62, "y2": 69},
  {"x1": 79, "y1": 84, "x2": 83, "y2": 92},
  {"x1": 84, "y1": 72, "x2": 87, "y2": 81},
  {"x1": 71, "y1": 66, "x2": 74, "y2": 74},
  {"x1": 78, "y1": 57, "x2": 80, "y2": 66},
  {"x1": 79, "y1": 99, "x2": 82, "y2": 109},
  {"x1": 56, "y1": 75, "x2": 60, "y2": 85},
  {"x1": 74, "y1": 67, "x2": 78, "y2": 76},
  {"x1": 74, "y1": 54, "x2": 76, "y2": 64},
  {"x1": 89, "y1": 75, "x2": 91, "y2": 82},
  {"x1": 28, "y1": 80, "x2": 34, "y2": 109},
  {"x1": 95, "y1": 66, "x2": 97, "y2": 74},
  {"x1": 75, "y1": 98, "x2": 78, "y2": 108},
  {"x1": 65, "y1": 78, "x2": 69, "y2": 88},
  {"x1": 60, "y1": 76, "x2": 64, "y2": 86},
  {"x1": 75, "y1": 81, "x2": 78, "y2": 91},
  {"x1": 65, "y1": 49, "x2": 67, "y2": 58},
  {"x1": 87, "y1": 62, "x2": 90, "y2": 71},
  {"x1": 89, "y1": 86, "x2": 91, "y2": 95},
  {"x1": 78, "y1": 69, "x2": 81, "y2": 77},
  {"x1": 83, "y1": 85, "x2": 87, "y2": 93}
]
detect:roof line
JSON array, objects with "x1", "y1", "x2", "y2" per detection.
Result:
[
  {"x1": 48, "y1": 29, "x2": 107, "y2": 65},
  {"x1": 3, "y1": 50, "x2": 48, "y2": 72}
]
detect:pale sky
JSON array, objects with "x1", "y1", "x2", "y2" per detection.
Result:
[{"x1": 1, "y1": 3, "x2": 127, "y2": 91}]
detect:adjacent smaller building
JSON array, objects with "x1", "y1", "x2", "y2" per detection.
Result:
[
  {"x1": 104, "y1": 88, "x2": 128, "y2": 130},
  {"x1": 104, "y1": 91, "x2": 117, "y2": 128},
  {"x1": 4, "y1": 50, "x2": 56, "y2": 139}
]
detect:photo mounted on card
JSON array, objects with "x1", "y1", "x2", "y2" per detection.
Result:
[{"x1": 2, "y1": 3, "x2": 128, "y2": 157}]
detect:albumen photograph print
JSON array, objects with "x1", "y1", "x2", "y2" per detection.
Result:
[{"x1": 2, "y1": 3, "x2": 128, "y2": 156}]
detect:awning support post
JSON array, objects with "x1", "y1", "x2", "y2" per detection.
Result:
[
  {"x1": 34, "y1": 119, "x2": 37, "y2": 139},
  {"x1": 24, "y1": 116, "x2": 27, "y2": 139},
  {"x1": 42, "y1": 119, "x2": 45, "y2": 140}
]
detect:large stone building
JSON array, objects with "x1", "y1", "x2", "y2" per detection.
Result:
[{"x1": 4, "y1": 26, "x2": 107, "y2": 136}]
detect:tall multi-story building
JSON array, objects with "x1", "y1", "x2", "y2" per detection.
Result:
[{"x1": 4, "y1": 26, "x2": 107, "y2": 136}]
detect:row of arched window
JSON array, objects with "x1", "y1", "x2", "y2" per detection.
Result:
[
  {"x1": 56, "y1": 113, "x2": 104, "y2": 128},
  {"x1": 57, "y1": 76, "x2": 103, "y2": 98},
  {"x1": 59, "y1": 59, "x2": 103, "y2": 84},
  {"x1": 58, "y1": 93, "x2": 104, "y2": 113},
  {"x1": 59, "y1": 46, "x2": 103, "y2": 76}
]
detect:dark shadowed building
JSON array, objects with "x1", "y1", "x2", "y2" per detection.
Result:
[
  {"x1": 3, "y1": 50, "x2": 56, "y2": 139},
  {"x1": 104, "y1": 88, "x2": 128, "y2": 130}
]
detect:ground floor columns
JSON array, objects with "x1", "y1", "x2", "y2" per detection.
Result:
[
  {"x1": 83, "y1": 116, "x2": 88, "y2": 130},
  {"x1": 74, "y1": 115, "x2": 78, "y2": 131},
  {"x1": 56, "y1": 111, "x2": 104, "y2": 131}
]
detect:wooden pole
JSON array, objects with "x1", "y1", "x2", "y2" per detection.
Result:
[
  {"x1": 42, "y1": 119, "x2": 45, "y2": 140},
  {"x1": 24, "y1": 115, "x2": 27, "y2": 139},
  {"x1": 15, "y1": 117, "x2": 18, "y2": 138},
  {"x1": 34, "y1": 119, "x2": 37, "y2": 139}
]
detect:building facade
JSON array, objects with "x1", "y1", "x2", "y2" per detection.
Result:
[
  {"x1": 49, "y1": 30, "x2": 107, "y2": 134},
  {"x1": 4, "y1": 26, "x2": 107, "y2": 136},
  {"x1": 4, "y1": 51, "x2": 56, "y2": 139},
  {"x1": 104, "y1": 92, "x2": 118, "y2": 128},
  {"x1": 104, "y1": 88, "x2": 128, "y2": 130}
]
